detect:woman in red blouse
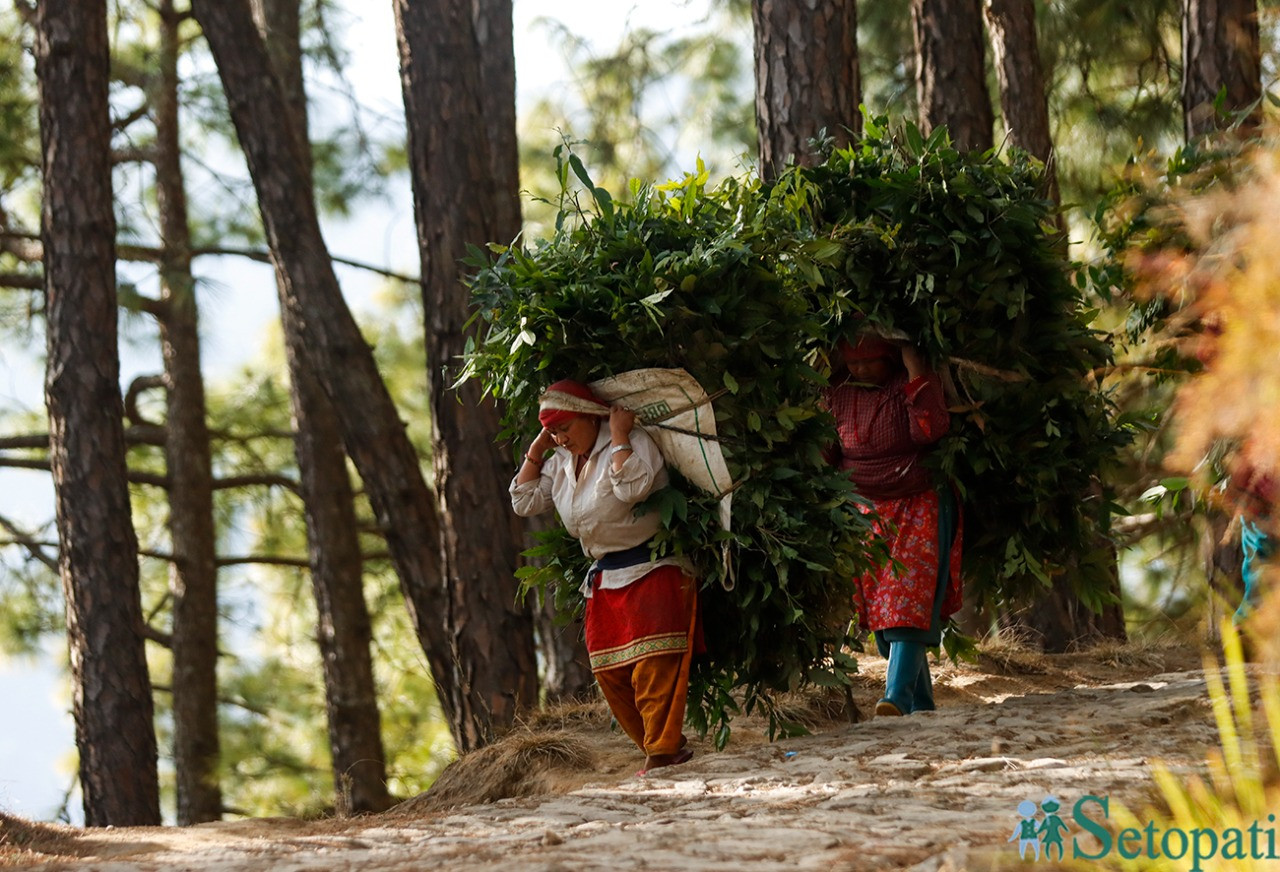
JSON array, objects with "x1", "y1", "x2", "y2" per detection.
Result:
[{"x1": 823, "y1": 333, "x2": 962, "y2": 716}]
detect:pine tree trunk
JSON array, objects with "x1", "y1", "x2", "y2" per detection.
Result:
[
  {"x1": 470, "y1": 0, "x2": 590, "y2": 704},
  {"x1": 188, "y1": 0, "x2": 466, "y2": 746},
  {"x1": 471, "y1": 0, "x2": 522, "y2": 240},
  {"x1": 752, "y1": 0, "x2": 861, "y2": 179},
  {"x1": 1181, "y1": 0, "x2": 1261, "y2": 139},
  {"x1": 155, "y1": 0, "x2": 223, "y2": 825},
  {"x1": 537, "y1": 593, "x2": 595, "y2": 704},
  {"x1": 394, "y1": 0, "x2": 538, "y2": 751},
  {"x1": 984, "y1": 0, "x2": 1059, "y2": 207},
  {"x1": 34, "y1": 0, "x2": 160, "y2": 827},
  {"x1": 251, "y1": 0, "x2": 391, "y2": 813},
  {"x1": 912, "y1": 0, "x2": 994, "y2": 151}
]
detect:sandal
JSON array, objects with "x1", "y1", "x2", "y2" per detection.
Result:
[{"x1": 637, "y1": 747, "x2": 694, "y2": 777}]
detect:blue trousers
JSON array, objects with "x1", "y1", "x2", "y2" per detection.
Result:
[
  {"x1": 873, "y1": 486, "x2": 958, "y2": 713},
  {"x1": 1234, "y1": 517, "x2": 1275, "y2": 625},
  {"x1": 875, "y1": 634, "x2": 934, "y2": 713}
]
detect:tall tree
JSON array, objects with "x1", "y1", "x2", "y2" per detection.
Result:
[
  {"x1": 251, "y1": 0, "x2": 391, "y2": 813},
  {"x1": 471, "y1": 0, "x2": 521, "y2": 239},
  {"x1": 394, "y1": 0, "x2": 538, "y2": 751},
  {"x1": 153, "y1": 0, "x2": 223, "y2": 825},
  {"x1": 33, "y1": 0, "x2": 160, "y2": 827},
  {"x1": 984, "y1": 0, "x2": 1059, "y2": 206},
  {"x1": 751, "y1": 0, "x2": 861, "y2": 178},
  {"x1": 912, "y1": 0, "x2": 994, "y2": 151},
  {"x1": 1181, "y1": 0, "x2": 1261, "y2": 139},
  {"x1": 186, "y1": 0, "x2": 494, "y2": 750}
]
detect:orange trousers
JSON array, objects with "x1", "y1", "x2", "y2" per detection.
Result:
[
  {"x1": 594, "y1": 650, "x2": 692, "y2": 756},
  {"x1": 588, "y1": 569, "x2": 700, "y2": 756}
]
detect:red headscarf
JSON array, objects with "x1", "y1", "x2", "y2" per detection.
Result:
[
  {"x1": 837, "y1": 333, "x2": 898, "y2": 363},
  {"x1": 538, "y1": 379, "x2": 609, "y2": 428}
]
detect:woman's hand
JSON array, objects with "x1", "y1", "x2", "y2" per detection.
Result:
[
  {"x1": 609, "y1": 406, "x2": 636, "y2": 442},
  {"x1": 529, "y1": 427, "x2": 555, "y2": 457},
  {"x1": 899, "y1": 344, "x2": 929, "y2": 380},
  {"x1": 516, "y1": 428, "x2": 555, "y2": 484}
]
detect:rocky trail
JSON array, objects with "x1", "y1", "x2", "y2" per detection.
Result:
[{"x1": 1, "y1": 642, "x2": 1232, "y2": 871}]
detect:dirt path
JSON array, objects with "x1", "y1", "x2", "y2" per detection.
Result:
[{"x1": 2, "y1": 645, "x2": 1226, "y2": 871}]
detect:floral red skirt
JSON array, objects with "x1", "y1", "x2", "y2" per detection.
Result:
[
  {"x1": 584, "y1": 565, "x2": 705, "y2": 672},
  {"x1": 854, "y1": 488, "x2": 962, "y2": 632}
]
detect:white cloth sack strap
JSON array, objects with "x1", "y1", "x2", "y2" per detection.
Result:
[{"x1": 537, "y1": 389, "x2": 610, "y2": 417}]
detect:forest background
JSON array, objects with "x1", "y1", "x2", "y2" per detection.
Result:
[
  {"x1": 1, "y1": 0, "x2": 1278, "y2": 833},
  {"x1": 1, "y1": 0, "x2": 716, "y2": 822}
]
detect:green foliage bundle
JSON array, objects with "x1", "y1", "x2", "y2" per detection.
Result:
[
  {"x1": 464, "y1": 119, "x2": 1128, "y2": 735},
  {"x1": 783, "y1": 119, "x2": 1131, "y2": 614},
  {"x1": 463, "y1": 149, "x2": 884, "y2": 743}
]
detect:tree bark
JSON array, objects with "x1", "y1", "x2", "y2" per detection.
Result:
[
  {"x1": 536, "y1": 593, "x2": 594, "y2": 703},
  {"x1": 470, "y1": 0, "x2": 589, "y2": 704},
  {"x1": 155, "y1": 0, "x2": 223, "y2": 825},
  {"x1": 983, "y1": 0, "x2": 1059, "y2": 208},
  {"x1": 1003, "y1": 574, "x2": 1127, "y2": 653},
  {"x1": 34, "y1": 0, "x2": 160, "y2": 827},
  {"x1": 188, "y1": 0, "x2": 464, "y2": 747},
  {"x1": 252, "y1": 0, "x2": 391, "y2": 813},
  {"x1": 1181, "y1": 0, "x2": 1261, "y2": 139},
  {"x1": 394, "y1": 0, "x2": 538, "y2": 751},
  {"x1": 471, "y1": 0, "x2": 522, "y2": 241},
  {"x1": 912, "y1": 0, "x2": 994, "y2": 151},
  {"x1": 752, "y1": 0, "x2": 861, "y2": 179}
]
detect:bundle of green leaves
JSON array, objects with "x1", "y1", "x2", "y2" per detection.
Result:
[
  {"x1": 463, "y1": 122, "x2": 1128, "y2": 738},
  {"x1": 783, "y1": 119, "x2": 1130, "y2": 615},
  {"x1": 462, "y1": 149, "x2": 884, "y2": 743}
]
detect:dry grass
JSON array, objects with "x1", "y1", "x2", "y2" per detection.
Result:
[
  {"x1": 975, "y1": 632, "x2": 1051, "y2": 675},
  {"x1": 766, "y1": 687, "x2": 862, "y2": 729},
  {"x1": 0, "y1": 812, "x2": 82, "y2": 865},
  {"x1": 1075, "y1": 635, "x2": 1173, "y2": 671},
  {"x1": 517, "y1": 698, "x2": 613, "y2": 733},
  {"x1": 390, "y1": 729, "x2": 596, "y2": 815}
]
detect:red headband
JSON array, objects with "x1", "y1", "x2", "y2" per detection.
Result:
[
  {"x1": 538, "y1": 379, "x2": 608, "y2": 428},
  {"x1": 838, "y1": 334, "x2": 897, "y2": 362}
]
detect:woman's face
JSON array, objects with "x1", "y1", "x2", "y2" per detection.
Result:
[
  {"x1": 547, "y1": 414, "x2": 601, "y2": 457},
  {"x1": 844, "y1": 355, "x2": 895, "y2": 387}
]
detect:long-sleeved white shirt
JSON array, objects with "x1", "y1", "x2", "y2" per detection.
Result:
[{"x1": 510, "y1": 425, "x2": 686, "y2": 594}]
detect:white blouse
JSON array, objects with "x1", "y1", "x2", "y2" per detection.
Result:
[{"x1": 510, "y1": 425, "x2": 687, "y2": 594}]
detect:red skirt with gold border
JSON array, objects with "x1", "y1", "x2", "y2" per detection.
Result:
[{"x1": 584, "y1": 565, "x2": 704, "y2": 672}]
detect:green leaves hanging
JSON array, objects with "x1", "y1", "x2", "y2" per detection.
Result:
[{"x1": 462, "y1": 118, "x2": 1128, "y2": 738}]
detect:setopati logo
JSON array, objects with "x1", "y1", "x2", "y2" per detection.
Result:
[{"x1": 1009, "y1": 794, "x2": 1280, "y2": 869}]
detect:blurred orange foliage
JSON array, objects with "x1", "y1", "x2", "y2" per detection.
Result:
[{"x1": 1127, "y1": 139, "x2": 1280, "y2": 528}]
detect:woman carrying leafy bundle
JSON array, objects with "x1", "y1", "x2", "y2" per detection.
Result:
[
  {"x1": 511, "y1": 379, "x2": 704, "y2": 775},
  {"x1": 823, "y1": 332, "x2": 963, "y2": 716}
]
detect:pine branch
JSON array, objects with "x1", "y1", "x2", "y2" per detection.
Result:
[
  {"x1": 0, "y1": 271, "x2": 41, "y2": 290},
  {"x1": 215, "y1": 551, "x2": 389, "y2": 568},
  {"x1": 0, "y1": 230, "x2": 41, "y2": 262},
  {"x1": 111, "y1": 145, "x2": 158, "y2": 166},
  {"x1": 0, "y1": 514, "x2": 59, "y2": 572},
  {"x1": 141, "y1": 625, "x2": 173, "y2": 648},
  {"x1": 216, "y1": 554, "x2": 309, "y2": 568},
  {"x1": 212, "y1": 473, "x2": 300, "y2": 493},
  {"x1": 124, "y1": 374, "x2": 166, "y2": 426},
  {"x1": 0, "y1": 424, "x2": 166, "y2": 451},
  {"x1": 112, "y1": 102, "x2": 152, "y2": 132},
  {"x1": 0, "y1": 456, "x2": 168, "y2": 488},
  {"x1": 1, "y1": 231, "x2": 419, "y2": 285}
]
